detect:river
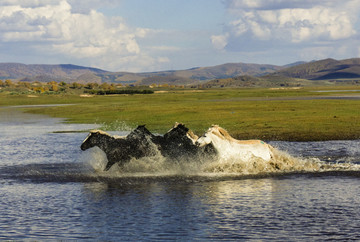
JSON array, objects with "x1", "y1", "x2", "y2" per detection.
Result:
[{"x1": 0, "y1": 107, "x2": 360, "y2": 240}]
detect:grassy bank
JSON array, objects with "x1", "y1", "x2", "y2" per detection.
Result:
[{"x1": 1, "y1": 86, "x2": 360, "y2": 141}]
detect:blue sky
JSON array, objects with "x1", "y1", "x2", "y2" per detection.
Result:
[
  {"x1": 104, "y1": 0, "x2": 225, "y2": 31},
  {"x1": 1, "y1": 0, "x2": 359, "y2": 72}
]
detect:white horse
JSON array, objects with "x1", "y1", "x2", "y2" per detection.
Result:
[{"x1": 196, "y1": 125, "x2": 274, "y2": 162}]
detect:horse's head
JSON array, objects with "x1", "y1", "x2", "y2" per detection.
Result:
[
  {"x1": 161, "y1": 122, "x2": 200, "y2": 147},
  {"x1": 195, "y1": 134, "x2": 212, "y2": 147},
  {"x1": 196, "y1": 125, "x2": 227, "y2": 147},
  {"x1": 196, "y1": 126, "x2": 216, "y2": 147},
  {"x1": 80, "y1": 130, "x2": 113, "y2": 151}
]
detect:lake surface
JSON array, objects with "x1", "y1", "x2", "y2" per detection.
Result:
[{"x1": 1, "y1": 107, "x2": 360, "y2": 241}]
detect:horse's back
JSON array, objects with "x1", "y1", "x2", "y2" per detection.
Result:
[{"x1": 234, "y1": 139, "x2": 263, "y2": 145}]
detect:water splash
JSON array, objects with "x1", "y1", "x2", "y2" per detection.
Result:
[
  {"x1": 96, "y1": 120, "x2": 133, "y2": 132},
  {"x1": 83, "y1": 146, "x2": 360, "y2": 177},
  {"x1": 203, "y1": 148, "x2": 322, "y2": 174},
  {"x1": 81, "y1": 147, "x2": 108, "y2": 172}
]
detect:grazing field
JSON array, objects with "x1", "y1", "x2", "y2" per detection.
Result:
[{"x1": 1, "y1": 86, "x2": 360, "y2": 141}]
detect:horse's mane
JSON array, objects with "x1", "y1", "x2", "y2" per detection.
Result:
[
  {"x1": 210, "y1": 125, "x2": 265, "y2": 145},
  {"x1": 217, "y1": 126, "x2": 233, "y2": 140},
  {"x1": 166, "y1": 122, "x2": 180, "y2": 133},
  {"x1": 187, "y1": 130, "x2": 199, "y2": 141},
  {"x1": 90, "y1": 129, "x2": 112, "y2": 137},
  {"x1": 210, "y1": 125, "x2": 233, "y2": 141}
]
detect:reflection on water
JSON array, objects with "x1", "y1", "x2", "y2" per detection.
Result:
[
  {"x1": 2, "y1": 174, "x2": 360, "y2": 240},
  {"x1": 0, "y1": 106, "x2": 360, "y2": 240},
  {"x1": 0, "y1": 182, "x2": 90, "y2": 239},
  {"x1": 78, "y1": 177, "x2": 360, "y2": 241}
]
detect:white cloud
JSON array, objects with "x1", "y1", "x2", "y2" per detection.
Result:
[
  {"x1": 211, "y1": 34, "x2": 229, "y2": 50},
  {"x1": 224, "y1": 0, "x2": 343, "y2": 11},
  {"x1": 0, "y1": 1, "x2": 140, "y2": 53},
  {"x1": 215, "y1": 0, "x2": 360, "y2": 54},
  {"x1": 0, "y1": 0, "x2": 169, "y2": 71}
]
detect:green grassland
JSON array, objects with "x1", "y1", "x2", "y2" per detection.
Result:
[{"x1": 1, "y1": 86, "x2": 360, "y2": 141}]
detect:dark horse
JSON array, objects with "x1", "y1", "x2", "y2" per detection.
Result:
[
  {"x1": 81, "y1": 126, "x2": 159, "y2": 171},
  {"x1": 81, "y1": 130, "x2": 133, "y2": 171},
  {"x1": 81, "y1": 123, "x2": 217, "y2": 171},
  {"x1": 158, "y1": 122, "x2": 216, "y2": 160}
]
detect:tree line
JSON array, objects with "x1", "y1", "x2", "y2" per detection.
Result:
[{"x1": 0, "y1": 80, "x2": 153, "y2": 95}]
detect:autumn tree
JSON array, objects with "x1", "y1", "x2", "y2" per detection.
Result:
[
  {"x1": 100, "y1": 82, "x2": 111, "y2": 90},
  {"x1": 33, "y1": 87, "x2": 45, "y2": 93},
  {"x1": 18, "y1": 81, "x2": 31, "y2": 88},
  {"x1": 5, "y1": 79, "x2": 13, "y2": 87},
  {"x1": 70, "y1": 82, "x2": 82, "y2": 89},
  {"x1": 50, "y1": 83, "x2": 59, "y2": 92},
  {"x1": 110, "y1": 83, "x2": 116, "y2": 90},
  {"x1": 85, "y1": 83, "x2": 98, "y2": 89}
]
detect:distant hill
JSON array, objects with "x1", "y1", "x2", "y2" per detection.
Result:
[
  {"x1": 201, "y1": 58, "x2": 360, "y2": 88},
  {"x1": 272, "y1": 58, "x2": 360, "y2": 80},
  {"x1": 96, "y1": 62, "x2": 282, "y2": 85},
  {"x1": 0, "y1": 63, "x2": 107, "y2": 82},
  {"x1": 282, "y1": 61, "x2": 307, "y2": 68},
  {"x1": 0, "y1": 62, "x2": 283, "y2": 85},
  {"x1": 165, "y1": 62, "x2": 282, "y2": 80},
  {"x1": 1, "y1": 58, "x2": 360, "y2": 86}
]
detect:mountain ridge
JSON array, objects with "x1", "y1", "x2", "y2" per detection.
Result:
[
  {"x1": 271, "y1": 58, "x2": 360, "y2": 80},
  {"x1": 1, "y1": 58, "x2": 360, "y2": 85},
  {"x1": 0, "y1": 63, "x2": 107, "y2": 81},
  {"x1": 0, "y1": 62, "x2": 283, "y2": 85}
]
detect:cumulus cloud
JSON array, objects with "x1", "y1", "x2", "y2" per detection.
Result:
[
  {"x1": 214, "y1": 0, "x2": 360, "y2": 60},
  {"x1": 0, "y1": 0, "x2": 166, "y2": 71},
  {"x1": 211, "y1": 34, "x2": 229, "y2": 50},
  {"x1": 224, "y1": 0, "x2": 337, "y2": 11}
]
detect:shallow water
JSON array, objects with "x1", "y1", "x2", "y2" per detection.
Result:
[{"x1": 1, "y1": 107, "x2": 360, "y2": 240}]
